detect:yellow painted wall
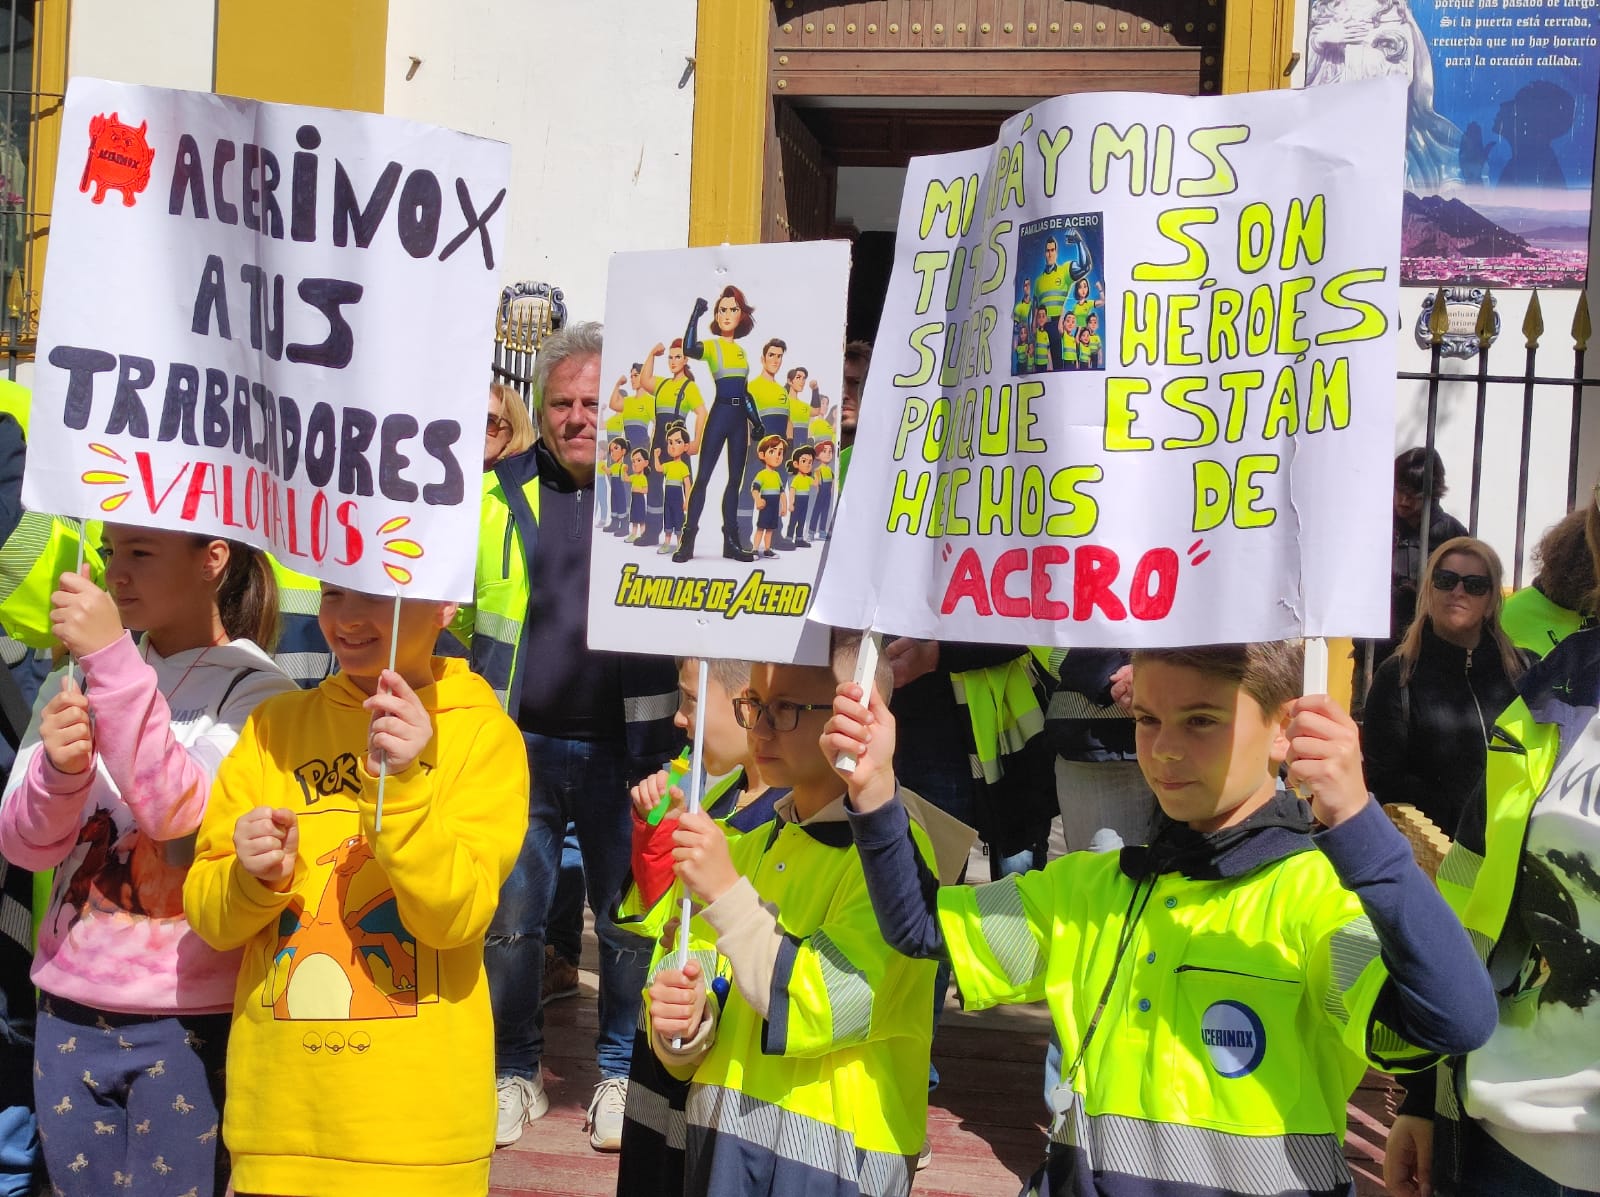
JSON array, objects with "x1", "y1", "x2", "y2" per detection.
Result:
[
  {"x1": 214, "y1": 0, "x2": 389, "y2": 112},
  {"x1": 688, "y1": 1, "x2": 767, "y2": 246},
  {"x1": 1221, "y1": 0, "x2": 1297, "y2": 94}
]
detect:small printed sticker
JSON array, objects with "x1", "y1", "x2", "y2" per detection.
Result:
[
  {"x1": 1200, "y1": 1000, "x2": 1267, "y2": 1078},
  {"x1": 80, "y1": 113, "x2": 154, "y2": 207}
]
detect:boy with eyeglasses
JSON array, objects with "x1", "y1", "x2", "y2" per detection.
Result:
[{"x1": 641, "y1": 633, "x2": 939, "y2": 1197}]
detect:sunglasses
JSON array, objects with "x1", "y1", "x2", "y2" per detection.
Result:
[
  {"x1": 486, "y1": 414, "x2": 511, "y2": 435},
  {"x1": 1431, "y1": 568, "x2": 1492, "y2": 596}
]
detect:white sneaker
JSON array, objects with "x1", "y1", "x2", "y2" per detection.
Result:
[
  {"x1": 586, "y1": 1076, "x2": 628, "y2": 1152},
  {"x1": 495, "y1": 1071, "x2": 549, "y2": 1147}
]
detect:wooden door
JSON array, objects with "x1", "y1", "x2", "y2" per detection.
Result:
[{"x1": 763, "y1": 99, "x2": 835, "y2": 243}]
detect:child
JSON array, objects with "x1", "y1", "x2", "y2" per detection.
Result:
[
  {"x1": 1033, "y1": 305, "x2": 1055, "y2": 373},
  {"x1": 0, "y1": 529, "x2": 297, "y2": 1197},
  {"x1": 607, "y1": 438, "x2": 631, "y2": 536},
  {"x1": 1057, "y1": 310, "x2": 1080, "y2": 370},
  {"x1": 628, "y1": 446, "x2": 651, "y2": 544},
  {"x1": 654, "y1": 422, "x2": 695, "y2": 557},
  {"x1": 749, "y1": 434, "x2": 788, "y2": 559},
  {"x1": 182, "y1": 586, "x2": 528, "y2": 1197},
  {"x1": 836, "y1": 641, "x2": 1498, "y2": 1197},
  {"x1": 614, "y1": 656, "x2": 783, "y2": 1197},
  {"x1": 785, "y1": 444, "x2": 816, "y2": 549},
  {"x1": 809, "y1": 440, "x2": 836, "y2": 542},
  {"x1": 644, "y1": 634, "x2": 938, "y2": 1197},
  {"x1": 1081, "y1": 312, "x2": 1102, "y2": 370}
]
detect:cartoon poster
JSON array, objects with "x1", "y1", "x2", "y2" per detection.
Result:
[
  {"x1": 24, "y1": 77, "x2": 511, "y2": 602},
  {"x1": 1306, "y1": 0, "x2": 1599, "y2": 287},
  {"x1": 811, "y1": 79, "x2": 1407, "y2": 647},
  {"x1": 588, "y1": 241, "x2": 850, "y2": 663}
]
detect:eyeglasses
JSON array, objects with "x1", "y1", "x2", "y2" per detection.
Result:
[
  {"x1": 732, "y1": 697, "x2": 831, "y2": 732},
  {"x1": 1432, "y1": 568, "x2": 1492, "y2": 596},
  {"x1": 486, "y1": 414, "x2": 511, "y2": 435}
]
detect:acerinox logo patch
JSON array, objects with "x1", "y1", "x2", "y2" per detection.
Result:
[{"x1": 1200, "y1": 1000, "x2": 1266, "y2": 1078}]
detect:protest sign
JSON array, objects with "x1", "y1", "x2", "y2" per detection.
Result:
[
  {"x1": 24, "y1": 77, "x2": 511, "y2": 603},
  {"x1": 812, "y1": 78, "x2": 1406, "y2": 647},
  {"x1": 1306, "y1": 0, "x2": 1598, "y2": 287},
  {"x1": 588, "y1": 241, "x2": 849, "y2": 663}
]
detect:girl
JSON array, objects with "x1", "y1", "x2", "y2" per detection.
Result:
[
  {"x1": 607, "y1": 438, "x2": 631, "y2": 537},
  {"x1": 654, "y1": 422, "x2": 694, "y2": 556},
  {"x1": 749, "y1": 434, "x2": 788, "y2": 559},
  {"x1": 809, "y1": 440, "x2": 836, "y2": 542},
  {"x1": 785, "y1": 444, "x2": 815, "y2": 549},
  {"x1": 0, "y1": 528, "x2": 296, "y2": 1197},
  {"x1": 628, "y1": 446, "x2": 651, "y2": 544}
]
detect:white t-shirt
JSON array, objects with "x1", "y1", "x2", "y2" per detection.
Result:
[{"x1": 1465, "y1": 710, "x2": 1600, "y2": 1187}]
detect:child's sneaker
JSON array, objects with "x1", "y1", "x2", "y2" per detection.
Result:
[
  {"x1": 586, "y1": 1076, "x2": 628, "y2": 1152},
  {"x1": 541, "y1": 946, "x2": 580, "y2": 1006},
  {"x1": 495, "y1": 1071, "x2": 548, "y2": 1147}
]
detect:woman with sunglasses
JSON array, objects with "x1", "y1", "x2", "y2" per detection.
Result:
[
  {"x1": 1362, "y1": 536, "x2": 1531, "y2": 837},
  {"x1": 485, "y1": 382, "x2": 535, "y2": 469}
]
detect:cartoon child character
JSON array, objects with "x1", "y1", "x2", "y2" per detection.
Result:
[
  {"x1": 1072, "y1": 275, "x2": 1105, "y2": 330},
  {"x1": 749, "y1": 434, "x2": 789, "y2": 559},
  {"x1": 785, "y1": 444, "x2": 817, "y2": 549},
  {"x1": 1082, "y1": 312, "x2": 1103, "y2": 370},
  {"x1": 809, "y1": 440, "x2": 836, "y2": 542},
  {"x1": 606, "y1": 438, "x2": 631, "y2": 536},
  {"x1": 1058, "y1": 311, "x2": 1080, "y2": 370},
  {"x1": 654, "y1": 422, "x2": 695, "y2": 557},
  {"x1": 1033, "y1": 305, "x2": 1055, "y2": 374},
  {"x1": 627, "y1": 446, "x2": 651, "y2": 544}
]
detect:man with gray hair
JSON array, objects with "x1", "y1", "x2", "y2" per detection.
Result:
[{"x1": 463, "y1": 321, "x2": 678, "y2": 1152}]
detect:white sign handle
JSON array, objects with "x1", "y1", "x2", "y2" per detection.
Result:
[
  {"x1": 1303, "y1": 635, "x2": 1329, "y2": 699},
  {"x1": 832, "y1": 632, "x2": 881, "y2": 774},
  {"x1": 673, "y1": 657, "x2": 712, "y2": 1048},
  {"x1": 373, "y1": 591, "x2": 404, "y2": 835}
]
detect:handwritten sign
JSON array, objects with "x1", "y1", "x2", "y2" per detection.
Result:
[
  {"x1": 588, "y1": 241, "x2": 849, "y2": 663},
  {"x1": 24, "y1": 78, "x2": 511, "y2": 602},
  {"x1": 811, "y1": 79, "x2": 1407, "y2": 646}
]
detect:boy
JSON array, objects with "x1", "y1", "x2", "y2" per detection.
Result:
[
  {"x1": 834, "y1": 642, "x2": 1498, "y2": 1197},
  {"x1": 183, "y1": 587, "x2": 528, "y2": 1197},
  {"x1": 645, "y1": 635, "x2": 937, "y2": 1197},
  {"x1": 614, "y1": 657, "x2": 783, "y2": 1197}
]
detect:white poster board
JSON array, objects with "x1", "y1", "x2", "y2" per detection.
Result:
[
  {"x1": 812, "y1": 78, "x2": 1407, "y2": 646},
  {"x1": 24, "y1": 77, "x2": 511, "y2": 602},
  {"x1": 588, "y1": 241, "x2": 850, "y2": 663}
]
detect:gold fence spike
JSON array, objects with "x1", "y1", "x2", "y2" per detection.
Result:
[
  {"x1": 4, "y1": 271, "x2": 21, "y2": 321},
  {"x1": 1428, "y1": 287, "x2": 1450, "y2": 344},
  {"x1": 1574, "y1": 290, "x2": 1592, "y2": 351},
  {"x1": 1523, "y1": 288, "x2": 1544, "y2": 349},
  {"x1": 1475, "y1": 289, "x2": 1495, "y2": 347}
]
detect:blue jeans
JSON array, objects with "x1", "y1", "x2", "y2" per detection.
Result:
[
  {"x1": 548, "y1": 824, "x2": 585, "y2": 962},
  {"x1": 1440, "y1": 1116, "x2": 1600, "y2": 1196},
  {"x1": 486, "y1": 733, "x2": 647, "y2": 1081}
]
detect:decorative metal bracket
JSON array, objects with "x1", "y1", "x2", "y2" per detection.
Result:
[{"x1": 1415, "y1": 287, "x2": 1499, "y2": 358}]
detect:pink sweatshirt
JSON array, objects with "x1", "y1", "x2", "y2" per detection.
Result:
[{"x1": 0, "y1": 632, "x2": 296, "y2": 1014}]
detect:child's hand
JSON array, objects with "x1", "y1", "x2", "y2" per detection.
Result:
[
  {"x1": 649, "y1": 958, "x2": 707, "y2": 1041},
  {"x1": 1384, "y1": 1114, "x2": 1433, "y2": 1197},
  {"x1": 363, "y1": 670, "x2": 431, "y2": 775},
  {"x1": 824, "y1": 682, "x2": 898, "y2": 812},
  {"x1": 235, "y1": 806, "x2": 299, "y2": 891},
  {"x1": 632, "y1": 769, "x2": 685, "y2": 822},
  {"x1": 50, "y1": 567, "x2": 123, "y2": 660},
  {"x1": 671, "y1": 812, "x2": 737, "y2": 903},
  {"x1": 754, "y1": 496, "x2": 765, "y2": 510},
  {"x1": 39, "y1": 675, "x2": 93, "y2": 775},
  {"x1": 1285, "y1": 695, "x2": 1369, "y2": 829}
]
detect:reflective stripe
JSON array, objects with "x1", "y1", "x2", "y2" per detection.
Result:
[
  {"x1": 0, "y1": 889, "x2": 30, "y2": 952},
  {"x1": 627, "y1": 1078, "x2": 688, "y2": 1150},
  {"x1": 648, "y1": 948, "x2": 720, "y2": 990},
  {"x1": 1436, "y1": 842, "x2": 1485, "y2": 894},
  {"x1": 274, "y1": 583, "x2": 322, "y2": 616},
  {"x1": 1321, "y1": 915, "x2": 1381, "y2": 1025},
  {"x1": 273, "y1": 651, "x2": 335, "y2": 689},
  {"x1": 811, "y1": 930, "x2": 872, "y2": 1045},
  {"x1": 1467, "y1": 926, "x2": 1495, "y2": 963},
  {"x1": 688, "y1": 1085, "x2": 912, "y2": 1197},
  {"x1": 972, "y1": 879, "x2": 1042, "y2": 989},
  {"x1": 1438, "y1": 1059, "x2": 1463, "y2": 1119},
  {"x1": 626, "y1": 689, "x2": 679, "y2": 726},
  {"x1": 1050, "y1": 1103, "x2": 1349, "y2": 1195},
  {"x1": 473, "y1": 607, "x2": 522, "y2": 646},
  {"x1": 0, "y1": 512, "x2": 49, "y2": 602}
]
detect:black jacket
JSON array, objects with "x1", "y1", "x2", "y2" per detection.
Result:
[{"x1": 1361, "y1": 623, "x2": 1530, "y2": 835}]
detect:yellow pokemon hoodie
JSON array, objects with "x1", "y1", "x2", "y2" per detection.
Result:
[{"x1": 184, "y1": 659, "x2": 528, "y2": 1197}]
